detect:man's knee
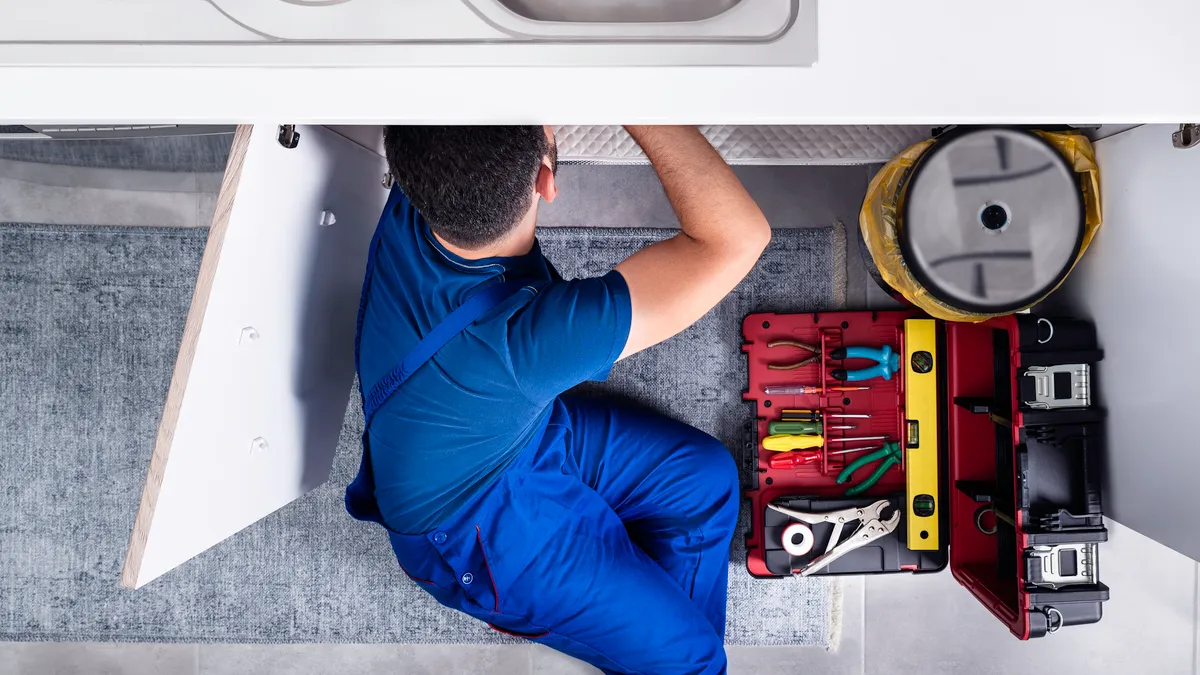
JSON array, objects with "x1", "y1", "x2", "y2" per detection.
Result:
[
  {"x1": 686, "y1": 434, "x2": 741, "y2": 522},
  {"x1": 693, "y1": 433, "x2": 738, "y2": 485}
]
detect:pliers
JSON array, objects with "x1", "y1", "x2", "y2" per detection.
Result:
[
  {"x1": 766, "y1": 340, "x2": 820, "y2": 370},
  {"x1": 767, "y1": 499, "x2": 900, "y2": 576},
  {"x1": 766, "y1": 341, "x2": 900, "y2": 382},
  {"x1": 836, "y1": 441, "x2": 902, "y2": 496},
  {"x1": 830, "y1": 346, "x2": 900, "y2": 382}
]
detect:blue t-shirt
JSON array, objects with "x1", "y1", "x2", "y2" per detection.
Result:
[{"x1": 358, "y1": 190, "x2": 632, "y2": 534}]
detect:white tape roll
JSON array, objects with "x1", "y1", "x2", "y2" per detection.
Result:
[{"x1": 781, "y1": 522, "x2": 815, "y2": 557}]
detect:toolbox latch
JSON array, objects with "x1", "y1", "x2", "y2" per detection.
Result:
[
  {"x1": 1020, "y1": 364, "x2": 1091, "y2": 409},
  {"x1": 1026, "y1": 543, "x2": 1099, "y2": 590}
]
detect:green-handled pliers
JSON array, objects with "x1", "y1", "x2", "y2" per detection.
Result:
[{"x1": 836, "y1": 442, "x2": 902, "y2": 496}]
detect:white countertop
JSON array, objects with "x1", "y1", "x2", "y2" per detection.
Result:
[{"x1": 1, "y1": 0, "x2": 1196, "y2": 124}]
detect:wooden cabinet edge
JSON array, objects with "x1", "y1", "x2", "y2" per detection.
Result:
[{"x1": 119, "y1": 125, "x2": 254, "y2": 590}]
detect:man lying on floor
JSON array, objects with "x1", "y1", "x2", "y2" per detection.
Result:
[{"x1": 346, "y1": 125, "x2": 770, "y2": 675}]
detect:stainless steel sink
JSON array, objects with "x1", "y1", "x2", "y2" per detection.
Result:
[
  {"x1": 498, "y1": 0, "x2": 742, "y2": 23},
  {"x1": 0, "y1": 0, "x2": 816, "y2": 67}
]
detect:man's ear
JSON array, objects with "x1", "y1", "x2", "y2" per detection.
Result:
[{"x1": 535, "y1": 159, "x2": 557, "y2": 204}]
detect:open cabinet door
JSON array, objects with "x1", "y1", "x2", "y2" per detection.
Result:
[
  {"x1": 121, "y1": 125, "x2": 389, "y2": 588},
  {"x1": 1057, "y1": 124, "x2": 1200, "y2": 562}
]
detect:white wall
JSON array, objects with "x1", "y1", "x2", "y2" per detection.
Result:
[{"x1": 1055, "y1": 124, "x2": 1200, "y2": 563}]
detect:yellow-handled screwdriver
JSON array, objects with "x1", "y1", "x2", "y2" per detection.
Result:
[{"x1": 762, "y1": 434, "x2": 889, "y2": 452}]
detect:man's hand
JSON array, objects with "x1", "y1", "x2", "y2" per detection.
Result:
[{"x1": 614, "y1": 126, "x2": 770, "y2": 359}]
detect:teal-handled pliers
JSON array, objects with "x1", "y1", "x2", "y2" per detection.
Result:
[
  {"x1": 836, "y1": 442, "x2": 902, "y2": 496},
  {"x1": 830, "y1": 346, "x2": 900, "y2": 382}
]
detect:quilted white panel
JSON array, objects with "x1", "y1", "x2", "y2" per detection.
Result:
[{"x1": 554, "y1": 125, "x2": 932, "y2": 165}]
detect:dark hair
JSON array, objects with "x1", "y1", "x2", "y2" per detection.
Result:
[{"x1": 384, "y1": 126, "x2": 554, "y2": 249}]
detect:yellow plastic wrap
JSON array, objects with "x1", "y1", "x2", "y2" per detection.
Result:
[{"x1": 859, "y1": 131, "x2": 1102, "y2": 322}]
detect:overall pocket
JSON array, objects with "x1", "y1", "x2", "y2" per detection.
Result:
[
  {"x1": 419, "y1": 441, "x2": 590, "y2": 637},
  {"x1": 436, "y1": 524, "x2": 553, "y2": 638},
  {"x1": 446, "y1": 525, "x2": 501, "y2": 614}
]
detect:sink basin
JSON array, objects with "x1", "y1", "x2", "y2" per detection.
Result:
[
  {"x1": 498, "y1": 0, "x2": 742, "y2": 23},
  {"x1": 468, "y1": 0, "x2": 795, "y2": 39},
  {"x1": 0, "y1": 0, "x2": 816, "y2": 67}
]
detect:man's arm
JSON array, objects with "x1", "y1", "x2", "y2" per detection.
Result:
[{"x1": 615, "y1": 125, "x2": 771, "y2": 359}]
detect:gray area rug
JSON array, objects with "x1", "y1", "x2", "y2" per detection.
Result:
[{"x1": 0, "y1": 223, "x2": 844, "y2": 645}]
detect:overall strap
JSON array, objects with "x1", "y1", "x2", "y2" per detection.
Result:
[
  {"x1": 362, "y1": 278, "x2": 528, "y2": 427},
  {"x1": 347, "y1": 274, "x2": 528, "y2": 529},
  {"x1": 347, "y1": 188, "x2": 530, "y2": 529}
]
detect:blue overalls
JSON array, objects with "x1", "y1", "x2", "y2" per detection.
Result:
[{"x1": 346, "y1": 217, "x2": 741, "y2": 675}]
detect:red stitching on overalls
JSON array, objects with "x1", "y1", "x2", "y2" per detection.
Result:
[
  {"x1": 395, "y1": 560, "x2": 436, "y2": 585},
  {"x1": 475, "y1": 525, "x2": 500, "y2": 613},
  {"x1": 488, "y1": 623, "x2": 549, "y2": 640}
]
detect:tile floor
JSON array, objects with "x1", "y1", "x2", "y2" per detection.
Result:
[{"x1": 3, "y1": 152, "x2": 1197, "y2": 674}]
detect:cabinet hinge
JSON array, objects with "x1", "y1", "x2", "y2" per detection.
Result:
[{"x1": 1172, "y1": 124, "x2": 1199, "y2": 149}]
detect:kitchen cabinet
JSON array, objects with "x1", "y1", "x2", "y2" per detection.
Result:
[
  {"x1": 120, "y1": 123, "x2": 1200, "y2": 588},
  {"x1": 120, "y1": 122, "x2": 923, "y2": 586}
]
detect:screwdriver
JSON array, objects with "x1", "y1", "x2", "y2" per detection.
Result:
[
  {"x1": 827, "y1": 445, "x2": 885, "y2": 456},
  {"x1": 781, "y1": 409, "x2": 872, "y2": 420},
  {"x1": 769, "y1": 446, "x2": 887, "y2": 469},
  {"x1": 768, "y1": 420, "x2": 856, "y2": 435},
  {"x1": 762, "y1": 434, "x2": 889, "y2": 452},
  {"x1": 764, "y1": 385, "x2": 871, "y2": 395},
  {"x1": 768, "y1": 450, "x2": 823, "y2": 469}
]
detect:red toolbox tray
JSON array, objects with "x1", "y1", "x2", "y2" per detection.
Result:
[{"x1": 742, "y1": 310, "x2": 1109, "y2": 639}]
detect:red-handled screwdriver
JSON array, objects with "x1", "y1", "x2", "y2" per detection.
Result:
[{"x1": 768, "y1": 450, "x2": 823, "y2": 469}]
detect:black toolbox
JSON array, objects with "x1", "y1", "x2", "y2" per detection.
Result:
[{"x1": 742, "y1": 310, "x2": 1109, "y2": 638}]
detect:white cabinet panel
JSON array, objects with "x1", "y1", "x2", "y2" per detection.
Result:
[
  {"x1": 1057, "y1": 124, "x2": 1200, "y2": 562},
  {"x1": 121, "y1": 125, "x2": 389, "y2": 588}
]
